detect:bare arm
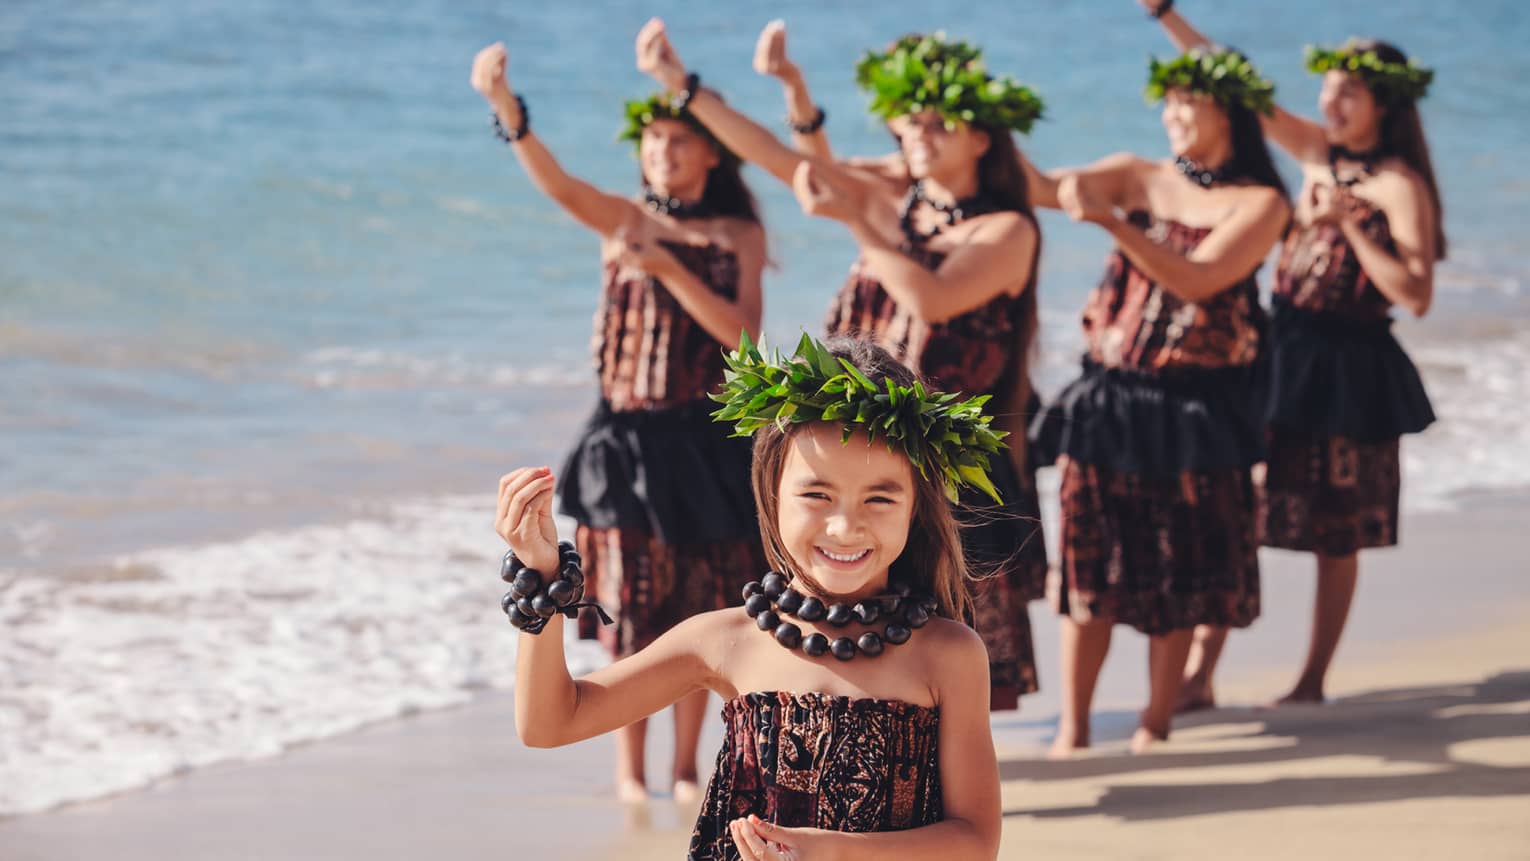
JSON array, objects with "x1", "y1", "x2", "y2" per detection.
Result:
[
  {"x1": 1026, "y1": 151, "x2": 1147, "y2": 212},
  {"x1": 848, "y1": 212, "x2": 1037, "y2": 323},
  {"x1": 1083, "y1": 184, "x2": 1289, "y2": 303},
  {"x1": 1335, "y1": 177, "x2": 1437, "y2": 316},
  {"x1": 470, "y1": 42, "x2": 631, "y2": 237},
  {"x1": 495, "y1": 468, "x2": 721, "y2": 748},
  {"x1": 636, "y1": 221, "x2": 765, "y2": 343},
  {"x1": 755, "y1": 20, "x2": 833, "y2": 160}
]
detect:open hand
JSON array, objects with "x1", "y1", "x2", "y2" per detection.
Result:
[
  {"x1": 635, "y1": 18, "x2": 689, "y2": 92},
  {"x1": 495, "y1": 467, "x2": 559, "y2": 574},
  {"x1": 791, "y1": 161, "x2": 863, "y2": 224},
  {"x1": 753, "y1": 20, "x2": 799, "y2": 81}
]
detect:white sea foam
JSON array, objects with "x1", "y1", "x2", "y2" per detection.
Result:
[{"x1": 0, "y1": 500, "x2": 605, "y2": 816}]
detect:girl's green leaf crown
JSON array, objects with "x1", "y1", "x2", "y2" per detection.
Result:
[
  {"x1": 854, "y1": 33, "x2": 1045, "y2": 135},
  {"x1": 711, "y1": 332, "x2": 1008, "y2": 504},
  {"x1": 1145, "y1": 47, "x2": 1276, "y2": 116},
  {"x1": 618, "y1": 93, "x2": 738, "y2": 163},
  {"x1": 1305, "y1": 41, "x2": 1433, "y2": 104}
]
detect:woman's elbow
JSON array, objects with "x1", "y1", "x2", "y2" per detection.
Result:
[{"x1": 515, "y1": 718, "x2": 564, "y2": 749}]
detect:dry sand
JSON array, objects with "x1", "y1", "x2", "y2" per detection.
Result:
[{"x1": 3, "y1": 503, "x2": 1528, "y2": 860}]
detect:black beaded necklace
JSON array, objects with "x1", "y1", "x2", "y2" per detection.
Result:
[
  {"x1": 1328, "y1": 144, "x2": 1386, "y2": 188},
  {"x1": 1174, "y1": 155, "x2": 1237, "y2": 189},
  {"x1": 898, "y1": 180, "x2": 1000, "y2": 248},
  {"x1": 742, "y1": 571, "x2": 937, "y2": 661},
  {"x1": 643, "y1": 187, "x2": 713, "y2": 219}
]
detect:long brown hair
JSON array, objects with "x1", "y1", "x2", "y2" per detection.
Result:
[
  {"x1": 748, "y1": 338, "x2": 972, "y2": 621},
  {"x1": 1350, "y1": 39, "x2": 1447, "y2": 260}
]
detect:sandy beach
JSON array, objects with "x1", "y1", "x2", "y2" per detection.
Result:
[{"x1": 3, "y1": 501, "x2": 1528, "y2": 860}]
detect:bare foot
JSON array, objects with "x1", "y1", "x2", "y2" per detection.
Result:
[
  {"x1": 1174, "y1": 680, "x2": 1216, "y2": 715},
  {"x1": 1047, "y1": 725, "x2": 1089, "y2": 760},
  {"x1": 616, "y1": 778, "x2": 650, "y2": 804},
  {"x1": 1129, "y1": 725, "x2": 1168, "y2": 755},
  {"x1": 672, "y1": 778, "x2": 701, "y2": 805},
  {"x1": 1266, "y1": 687, "x2": 1326, "y2": 708}
]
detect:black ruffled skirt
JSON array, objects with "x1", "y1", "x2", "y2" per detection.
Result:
[
  {"x1": 556, "y1": 398, "x2": 758, "y2": 545},
  {"x1": 1264, "y1": 301, "x2": 1435, "y2": 441},
  {"x1": 1030, "y1": 357, "x2": 1266, "y2": 476}
]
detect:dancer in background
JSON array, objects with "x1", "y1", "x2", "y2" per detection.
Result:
[
  {"x1": 1027, "y1": 47, "x2": 1289, "y2": 753},
  {"x1": 640, "y1": 19, "x2": 1050, "y2": 711},
  {"x1": 1146, "y1": 1, "x2": 1440, "y2": 710},
  {"x1": 470, "y1": 40, "x2": 767, "y2": 802}
]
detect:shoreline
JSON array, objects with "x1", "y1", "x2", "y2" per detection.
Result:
[{"x1": 3, "y1": 503, "x2": 1528, "y2": 858}]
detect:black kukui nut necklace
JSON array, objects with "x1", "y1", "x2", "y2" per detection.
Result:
[{"x1": 741, "y1": 571, "x2": 936, "y2": 661}]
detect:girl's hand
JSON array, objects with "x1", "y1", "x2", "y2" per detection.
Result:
[
  {"x1": 753, "y1": 20, "x2": 799, "y2": 81},
  {"x1": 791, "y1": 161, "x2": 863, "y2": 224},
  {"x1": 469, "y1": 42, "x2": 516, "y2": 112},
  {"x1": 1308, "y1": 182, "x2": 1356, "y2": 226},
  {"x1": 610, "y1": 208, "x2": 714, "y2": 278},
  {"x1": 731, "y1": 815, "x2": 839, "y2": 861},
  {"x1": 495, "y1": 467, "x2": 559, "y2": 574},
  {"x1": 1058, "y1": 173, "x2": 1113, "y2": 224},
  {"x1": 635, "y1": 18, "x2": 689, "y2": 92}
]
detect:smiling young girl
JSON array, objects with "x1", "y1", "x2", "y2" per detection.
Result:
[{"x1": 497, "y1": 336, "x2": 1002, "y2": 860}]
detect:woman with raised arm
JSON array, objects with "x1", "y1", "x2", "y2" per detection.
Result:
[
  {"x1": 1145, "y1": 2, "x2": 1440, "y2": 711},
  {"x1": 470, "y1": 41, "x2": 768, "y2": 803},
  {"x1": 637, "y1": 20, "x2": 1050, "y2": 712},
  {"x1": 1027, "y1": 48, "x2": 1290, "y2": 754}
]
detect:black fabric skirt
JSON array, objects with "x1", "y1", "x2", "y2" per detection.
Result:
[
  {"x1": 1030, "y1": 357, "x2": 1266, "y2": 476},
  {"x1": 556, "y1": 398, "x2": 758, "y2": 545},
  {"x1": 1264, "y1": 301, "x2": 1435, "y2": 442}
]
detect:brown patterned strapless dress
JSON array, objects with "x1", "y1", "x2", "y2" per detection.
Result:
[
  {"x1": 1031, "y1": 211, "x2": 1265, "y2": 636},
  {"x1": 688, "y1": 691, "x2": 943, "y2": 860},
  {"x1": 1262, "y1": 197, "x2": 1435, "y2": 556},
  {"x1": 556, "y1": 241, "x2": 767, "y2": 657},
  {"x1": 825, "y1": 242, "x2": 1047, "y2": 699}
]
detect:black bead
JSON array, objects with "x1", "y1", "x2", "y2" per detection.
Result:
[
  {"x1": 557, "y1": 539, "x2": 576, "y2": 556},
  {"x1": 895, "y1": 582, "x2": 913, "y2": 597},
  {"x1": 501, "y1": 591, "x2": 517, "y2": 614},
  {"x1": 560, "y1": 551, "x2": 582, "y2": 570},
  {"x1": 760, "y1": 572, "x2": 787, "y2": 599},
  {"x1": 878, "y1": 594, "x2": 902, "y2": 614},
  {"x1": 857, "y1": 632, "x2": 884, "y2": 656},
  {"x1": 797, "y1": 596, "x2": 826, "y2": 622},
  {"x1": 920, "y1": 596, "x2": 938, "y2": 612},
  {"x1": 516, "y1": 597, "x2": 537, "y2": 618},
  {"x1": 531, "y1": 594, "x2": 559, "y2": 618},
  {"x1": 774, "y1": 622, "x2": 802, "y2": 648},
  {"x1": 507, "y1": 605, "x2": 535, "y2": 628},
  {"x1": 904, "y1": 604, "x2": 930, "y2": 628},
  {"x1": 802, "y1": 632, "x2": 830, "y2": 657},
  {"x1": 825, "y1": 603, "x2": 854, "y2": 627},
  {"x1": 500, "y1": 551, "x2": 523, "y2": 582},
  {"x1": 559, "y1": 561, "x2": 584, "y2": 588},
  {"x1": 745, "y1": 594, "x2": 773, "y2": 618},
  {"x1": 509, "y1": 569, "x2": 541, "y2": 601},
  {"x1": 830, "y1": 637, "x2": 857, "y2": 661},
  {"x1": 742, "y1": 580, "x2": 763, "y2": 601},
  {"x1": 756, "y1": 610, "x2": 780, "y2": 631},
  {"x1": 776, "y1": 588, "x2": 804, "y2": 615},
  {"x1": 854, "y1": 601, "x2": 881, "y2": 625},
  {"x1": 884, "y1": 623, "x2": 911, "y2": 645},
  {"x1": 546, "y1": 579, "x2": 578, "y2": 607}
]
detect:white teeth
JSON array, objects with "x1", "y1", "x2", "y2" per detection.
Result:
[{"x1": 820, "y1": 547, "x2": 869, "y2": 563}]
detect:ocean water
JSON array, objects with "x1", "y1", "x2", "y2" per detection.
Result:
[{"x1": 3, "y1": 0, "x2": 1528, "y2": 815}]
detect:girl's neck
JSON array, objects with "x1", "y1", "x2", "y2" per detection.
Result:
[{"x1": 797, "y1": 573, "x2": 891, "y2": 606}]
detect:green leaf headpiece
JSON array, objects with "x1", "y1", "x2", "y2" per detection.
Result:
[
  {"x1": 1145, "y1": 47, "x2": 1276, "y2": 116},
  {"x1": 618, "y1": 93, "x2": 737, "y2": 163},
  {"x1": 710, "y1": 333, "x2": 1008, "y2": 504},
  {"x1": 1305, "y1": 40, "x2": 1433, "y2": 104},
  {"x1": 854, "y1": 33, "x2": 1045, "y2": 134}
]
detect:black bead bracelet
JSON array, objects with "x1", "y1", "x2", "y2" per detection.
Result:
[
  {"x1": 674, "y1": 72, "x2": 701, "y2": 113},
  {"x1": 500, "y1": 539, "x2": 611, "y2": 634},
  {"x1": 786, "y1": 106, "x2": 826, "y2": 135},
  {"x1": 491, "y1": 95, "x2": 530, "y2": 144}
]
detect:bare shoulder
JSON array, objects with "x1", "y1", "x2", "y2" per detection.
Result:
[
  {"x1": 920, "y1": 616, "x2": 988, "y2": 660},
  {"x1": 1371, "y1": 158, "x2": 1433, "y2": 206}
]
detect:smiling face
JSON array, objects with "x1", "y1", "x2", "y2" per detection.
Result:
[
  {"x1": 889, "y1": 109, "x2": 989, "y2": 183},
  {"x1": 639, "y1": 118, "x2": 719, "y2": 197},
  {"x1": 1318, "y1": 71, "x2": 1384, "y2": 148},
  {"x1": 774, "y1": 424, "x2": 915, "y2": 602},
  {"x1": 1160, "y1": 87, "x2": 1231, "y2": 161}
]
